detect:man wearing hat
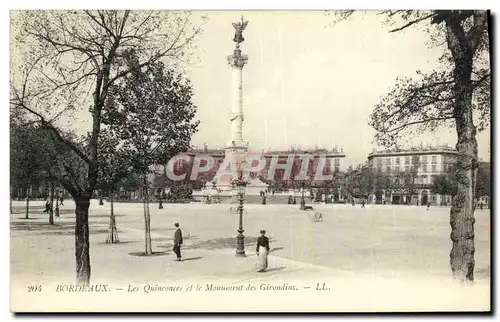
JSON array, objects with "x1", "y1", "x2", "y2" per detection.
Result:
[{"x1": 173, "y1": 222, "x2": 183, "y2": 261}]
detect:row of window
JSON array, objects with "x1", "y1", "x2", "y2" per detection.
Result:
[
  {"x1": 376, "y1": 164, "x2": 439, "y2": 173},
  {"x1": 382, "y1": 174, "x2": 439, "y2": 185},
  {"x1": 376, "y1": 155, "x2": 439, "y2": 165}
]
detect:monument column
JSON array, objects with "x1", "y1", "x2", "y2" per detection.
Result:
[
  {"x1": 225, "y1": 17, "x2": 249, "y2": 155},
  {"x1": 227, "y1": 48, "x2": 248, "y2": 148},
  {"x1": 215, "y1": 17, "x2": 250, "y2": 191}
]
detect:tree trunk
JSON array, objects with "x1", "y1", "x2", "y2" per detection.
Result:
[
  {"x1": 49, "y1": 182, "x2": 55, "y2": 225},
  {"x1": 55, "y1": 188, "x2": 60, "y2": 217},
  {"x1": 24, "y1": 185, "x2": 30, "y2": 219},
  {"x1": 143, "y1": 176, "x2": 153, "y2": 255},
  {"x1": 106, "y1": 189, "x2": 119, "y2": 244},
  {"x1": 75, "y1": 196, "x2": 91, "y2": 285},
  {"x1": 447, "y1": 22, "x2": 478, "y2": 283}
]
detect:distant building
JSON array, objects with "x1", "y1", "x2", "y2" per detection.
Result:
[{"x1": 367, "y1": 144, "x2": 459, "y2": 205}]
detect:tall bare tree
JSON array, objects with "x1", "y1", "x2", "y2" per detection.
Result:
[
  {"x1": 333, "y1": 10, "x2": 490, "y2": 282},
  {"x1": 10, "y1": 10, "x2": 203, "y2": 284}
]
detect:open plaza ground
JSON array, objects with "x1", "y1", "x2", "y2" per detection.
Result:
[{"x1": 10, "y1": 200, "x2": 491, "y2": 312}]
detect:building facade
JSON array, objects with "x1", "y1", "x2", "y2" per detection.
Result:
[{"x1": 367, "y1": 145, "x2": 459, "y2": 205}]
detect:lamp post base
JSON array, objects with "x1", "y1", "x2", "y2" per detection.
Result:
[{"x1": 235, "y1": 230, "x2": 246, "y2": 257}]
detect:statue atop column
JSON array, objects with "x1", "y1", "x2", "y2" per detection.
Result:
[
  {"x1": 232, "y1": 16, "x2": 249, "y2": 48},
  {"x1": 228, "y1": 16, "x2": 249, "y2": 68}
]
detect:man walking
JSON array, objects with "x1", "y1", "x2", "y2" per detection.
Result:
[
  {"x1": 173, "y1": 223, "x2": 183, "y2": 261},
  {"x1": 43, "y1": 200, "x2": 50, "y2": 214}
]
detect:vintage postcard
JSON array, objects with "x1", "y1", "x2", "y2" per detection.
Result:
[{"x1": 10, "y1": 9, "x2": 491, "y2": 312}]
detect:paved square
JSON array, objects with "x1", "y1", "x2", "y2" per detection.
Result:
[{"x1": 10, "y1": 200, "x2": 491, "y2": 311}]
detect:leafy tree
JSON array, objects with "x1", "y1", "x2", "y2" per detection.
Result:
[
  {"x1": 10, "y1": 120, "x2": 61, "y2": 221},
  {"x1": 166, "y1": 185, "x2": 193, "y2": 203},
  {"x1": 346, "y1": 166, "x2": 374, "y2": 199},
  {"x1": 10, "y1": 123, "x2": 41, "y2": 219},
  {"x1": 102, "y1": 50, "x2": 199, "y2": 255},
  {"x1": 152, "y1": 171, "x2": 172, "y2": 199},
  {"x1": 116, "y1": 173, "x2": 143, "y2": 200},
  {"x1": 334, "y1": 10, "x2": 490, "y2": 282},
  {"x1": 431, "y1": 161, "x2": 489, "y2": 202},
  {"x1": 11, "y1": 10, "x2": 202, "y2": 284},
  {"x1": 431, "y1": 172, "x2": 458, "y2": 197},
  {"x1": 97, "y1": 127, "x2": 135, "y2": 244},
  {"x1": 475, "y1": 161, "x2": 490, "y2": 199}
]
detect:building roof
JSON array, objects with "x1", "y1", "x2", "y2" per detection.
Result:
[
  {"x1": 185, "y1": 147, "x2": 346, "y2": 157},
  {"x1": 368, "y1": 145, "x2": 459, "y2": 159}
]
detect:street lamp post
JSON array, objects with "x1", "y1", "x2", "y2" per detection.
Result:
[{"x1": 233, "y1": 176, "x2": 247, "y2": 257}]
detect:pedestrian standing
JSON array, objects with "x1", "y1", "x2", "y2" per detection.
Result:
[
  {"x1": 173, "y1": 223, "x2": 183, "y2": 261},
  {"x1": 256, "y1": 230, "x2": 270, "y2": 272},
  {"x1": 427, "y1": 202, "x2": 431, "y2": 211},
  {"x1": 59, "y1": 196, "x2": 64, "y2": 206},
  {"x1": 361, "y1": 199, "x2": 366, "y2": 208}
]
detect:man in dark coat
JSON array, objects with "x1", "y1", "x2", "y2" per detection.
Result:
[
  {"x1": 43, "y1": 200, "x2": 50, "y2": 213},
  {"x1": 173, "y1": 223, "x2": 183, "y2": 261}
]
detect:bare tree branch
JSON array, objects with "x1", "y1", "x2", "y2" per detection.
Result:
[
  {"x1": 381, "y1": 116, "x2": 455, "y2": 134},
  {"x1": 389, "y1": 12, "x2": 438, "y2": 33}
]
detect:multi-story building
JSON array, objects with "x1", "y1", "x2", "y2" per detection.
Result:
[{"x1": 367, "y1": 144, "x2": 459, "y2": 205}]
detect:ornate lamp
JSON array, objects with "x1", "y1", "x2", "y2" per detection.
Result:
[{"x1": 232, "y1": 171, "x2": 247, "y2": 257}]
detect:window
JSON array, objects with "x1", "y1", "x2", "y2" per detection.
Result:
[
  {"x1": 422, "y1": 175, "x2": 428, "y2": 184},
  {"x1": 387, "y1": 166, "x2": 391, "y2": 172},
  {"x1": 432, "y1": 164, "x2": 437, "y2": 172},
  {"x1": 377, "y1": 158, "x2": 382, "y2": 165},
  {"x1": 386, "y1": 158, "x2": 392, "y2": 165},
  {"x1": 405, "y1": 156, "x2": 410, "y2": 164},
  {"x1": 395, "y1": 157, "x2": 400, "y2": 165},
  {"x1": 422, "y1": 164, "x2": 427, "y2": 172},
  {"x1": 432, "y1": 155, "x2": 437, "y2": 163},
  {"x1": 405, "y1": 165, "x2": 410, "y2": 172},
  {"x1": 422, "y1": 155, "x2": 428, "y2": 163}
]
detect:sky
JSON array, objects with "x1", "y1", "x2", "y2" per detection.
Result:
[
  {"x1": 183, "y1": 11, "x2": 491, "y2": 167},
  {"x1": 12, "y1": 10, "x2": 490, "y2": 168}
]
